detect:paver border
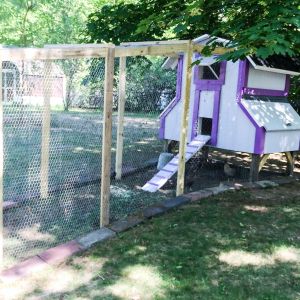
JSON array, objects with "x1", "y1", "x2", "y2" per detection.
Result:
[{"x1": 1, "y1": 177, "x2": 298, "y2": 282}]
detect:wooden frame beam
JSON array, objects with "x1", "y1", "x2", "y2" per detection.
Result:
[
  {"x1": 100, "y1": 46, "x2": 115, "y2": 227},
  {"x1": 115, "y1": 44, "x2": 188, "y2": 58},
  {"x1": 40, "y1": 60, "x2": 52, "y2": 199},
  {"x1": 176, "y1": 40, "x2": 193, "y2": 196},
  {"x1": 115, "y1": 57, "x2": 126, "y2": 180},
  {"x1": 0, "y1": 46, "x2": 110, "y2": 61},
  {"x1": 0, "y1": 42, "x2": 230, "y2": 61}
]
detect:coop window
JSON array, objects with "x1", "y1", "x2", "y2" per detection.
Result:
[
  {"x1": 198, "y1": 62, "x2": 221, "y2": 80},
  {"x1": 199, "y1": 117, "x2": 213, "y2": 135}
]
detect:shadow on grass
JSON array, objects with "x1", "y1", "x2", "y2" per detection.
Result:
[{"x1": 13, "y1": 182, "x2": 300, "y2": 300}]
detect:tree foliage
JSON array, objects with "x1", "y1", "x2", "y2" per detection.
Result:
[
  {"x1": 86, "y1": 0, "x2": 300, "y2": 60},
  {"x1": 0, "y1": 0, "x2": 107, "y2": 47}
]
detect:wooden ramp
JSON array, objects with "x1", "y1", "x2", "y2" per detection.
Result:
[{"x1": 142, "y1": 135, "x2": 211, "y2": 192}]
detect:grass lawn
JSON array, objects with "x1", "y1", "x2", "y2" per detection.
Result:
[
  {"x1": 3, "y1": 182, "x2": 300, "y2": 300},
  {"x1": 3, "y1": 109, "x2": 166, "y2": 267}
]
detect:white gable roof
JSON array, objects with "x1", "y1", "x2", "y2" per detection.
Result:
[{"x1": 163, "y1": 34, "x2": 300, "y2": 76}]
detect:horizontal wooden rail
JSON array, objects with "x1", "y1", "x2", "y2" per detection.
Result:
[
  {"x1": 115, "y1": 44, "x2": 188, "y2": 57},
  {"x1": 121, "y1": 40, "x2": 190, "y2": 46},
  {"x1": 0, "y1": 47, "x2": 108, "y2": 61},
  {"x1": 0, "y1": 42, "x2": 230, "y2": 60},
  {"x1": 193, "y1": 44, "x2": 230, "y2": 55}
]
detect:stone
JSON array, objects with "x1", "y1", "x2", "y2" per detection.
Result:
[
  {"x1": 185, "y1": 189, "x2": 214, "y2": 201},
  {"x1": 1, "y1": 256, "x2": 48, "y2": 282},
  {"x1": 272, "y1": 177, "x2": 296, "y2": 185},
  {"x1": 256, "y1": 180, "x2": 279, "y2": 188},
  {"x1": 161, "y1": 196, "x2": 190, "y2": 209},
  {"x1": 38, "y1": 240, "x2": 83, "y2": 265},
  {"x1": 109, "y1": 216, "x2": 144, "y2": 233},
  {"x1": 77, "y1": 228, "x2": 116, "y2": 249},
  {"x1": 143, "y1": 205, "x2": 166, "y2": 218},
  {"x1": 204, "y1": 183, "x2": 233, "y2": 195},
  {"x1": 235, "y1": 182, "x2": 260, "y2": 190}
]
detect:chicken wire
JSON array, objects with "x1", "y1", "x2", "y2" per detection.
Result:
[
  {"x1": 3, "y1": 57, "x2": 105, "y2": 268},
  {"x1": 2, "y1": 53, "x2": 298, "y2": 268},
  {"x1": 109, "y1": 56, "x2": 177, "y2": 220}
]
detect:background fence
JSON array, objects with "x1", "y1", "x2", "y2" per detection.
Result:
[{"x1": 1, "y1": 45, "x2": 299, "y2": 269}]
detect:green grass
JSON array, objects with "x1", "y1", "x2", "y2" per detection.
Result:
[
  {"x1": 5, "y1": 182, "x2": 300, "y2": 300},
  {"x1": 3, "y1": 108, "x2": 168, "y2": 267}
]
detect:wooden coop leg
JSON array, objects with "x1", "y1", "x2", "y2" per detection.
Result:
[
  {"x1": 163, "y1": 140, "x2": 169, "y2": 152},
  {"x1": 250, "y1": 153, "x2": 270, "y2": 182},
  {"x1": 250, "y1": 154, "x2": 260, "y2": 182},
  {"x1": 258, "y1": 154, "x2": 269, "y2": 172},
  {"x1": 202, "y1": 146, "x2": 210, "y2": 162},
  {"x1": 285, "y1": 151, "x2": 295, "y2": 176}
]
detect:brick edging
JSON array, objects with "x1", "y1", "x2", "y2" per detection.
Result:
[{"x1": 1, "y1": 177, "x2": 297, "y2": 282}]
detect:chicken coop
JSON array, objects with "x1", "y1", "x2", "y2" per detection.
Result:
[{"x1": 142, "y1": 34, "x2": 300, "y2": 192}]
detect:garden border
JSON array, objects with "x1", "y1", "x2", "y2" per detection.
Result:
[{"x1": 1, "y1": 176, "x2": 298, "y2": 282}]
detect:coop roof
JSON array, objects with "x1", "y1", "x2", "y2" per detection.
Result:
[
  {"x1": 247, "y1": 55, "x2": 300, "y2": 76},
  {"x1": 162, "y1": 34, "x2": 300, "y2": 76},
  {"x1": 241, "y1": 95, "x2": 300, "y2": 132}
]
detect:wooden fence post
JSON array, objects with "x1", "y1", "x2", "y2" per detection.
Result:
[
  {"x1": 115, "y1": 56, "x2": 126, "y2": 180},
  {"x1": 40, "y1": 60, "x2": 52, "y2": 199},
  {"x1": 0, "y1": 56, "x2": 4, "y2": 270},
  {"x1": 100, "y1": 46, "x2": 115, "y2": 227},
  {"x1": 176, "y1": 41, "x2": 193, "y2": 196}
]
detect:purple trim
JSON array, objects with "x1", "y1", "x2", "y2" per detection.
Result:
[
  {"x1": 244, "y1": 60, "x2": 250, "y2": 87},
  {"x1": 243, "y1": 87, "x2": 288, "y2": 97},
  {"x1": 191, "y1": 58, "x2": 227, "y2": 143},
  {"x1": 159, "y1": 55, "x2": 184, "y2": 139},
  {"x1": 190, "y1": 89, "x2": 200, "y2": 140},
  {"x1": 193, "y1": 57, "x2": 226, "y2": 87},
  {"x1": 237, "y1": 60, "x2": 265, "y2": 154},
  {"x1": 210, "y1": 90, "x2": 222, "y2": 146}
]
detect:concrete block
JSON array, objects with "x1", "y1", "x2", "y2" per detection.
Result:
[
  {"x1": 272, "y1": 177, "x2": 296, "y2": 185},
  {"x1": 109, "y1": 216, "x2": 144, "y2": 233},
  {"x1": 161, "y1": 196, "x2": 190, "y2": 209},
  {"x1": 204, "y1": 183, "x2": 233, "y2": 195},
  {"x1": 143, "y1": 205, "x2": 166, "y2": 218},
  {"x1": 77, "y1": 228, "x2": 116, "y2": 249},
  {"x1": 256, "y1": 180, "x2": 279, "y2": 188},
  {"x1": 38, "y1": 240, "x2": 83, "y2": 265},
  {"x1": 185, "y1": 189, "x2": 214, "y2": 201}
]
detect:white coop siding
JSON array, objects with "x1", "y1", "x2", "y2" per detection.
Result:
[
  {"x1": 247, "y1": 67, "x2": 286, "y2": 91},
  {"x1": 217, "y1": 61, "x2": 256, "y2": 153},
  {"x1": 264, "y1": 131, "x2": 300, "y2": 153},
  {"x1": 164, "y1": 101, "x2": 182, "y2": 141},
  {"x1": 198, "y1": 91, "x2": 214, "y2": 118},
  {"x1": 164, "y1": 53, "x2": 197, "y2": 143}
]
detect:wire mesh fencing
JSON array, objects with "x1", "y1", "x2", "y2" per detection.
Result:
[
  {"x1": 109, "y1": 56, "x2": 177, "y2": 220},
  {"x1": 3, "y1": 57, "x2": 105, "y2": 268},
  {"x1": 1, "y1": 49, "x2": 299, "y2": 269}
]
